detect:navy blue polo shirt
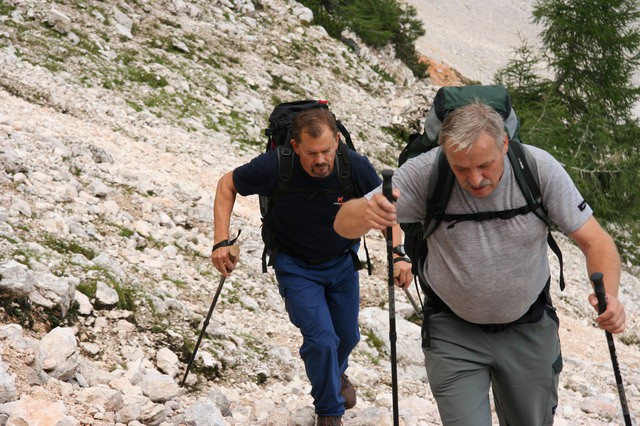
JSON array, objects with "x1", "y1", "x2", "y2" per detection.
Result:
[{"x1": 233, "y1": 149, "x2": 381, "y2": 261}]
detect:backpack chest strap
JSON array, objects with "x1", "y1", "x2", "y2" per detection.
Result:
[{"x1": 437, "y1": 203, "x2": 540, "y2": 229}]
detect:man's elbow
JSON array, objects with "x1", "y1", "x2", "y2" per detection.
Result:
[
  {"x1": 333, "y1": 211, "x2": 351, "y2": 238},
  {"x1": 217, "y1": 172, "x2": 238, "y2": 195},
  {"x1": 333, "y1": 204, "x2": 361, "y2": 239}
]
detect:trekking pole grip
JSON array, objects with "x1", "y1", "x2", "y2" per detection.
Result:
[
  {"x1": 228, "y1": 245, "x2": 240, "y2": 261},
  {"x1": 382, "y1": 170, "x2": 394, "y2": 203},
  {"x1": 381, "y1": 170, "x2": 395, "y2": 266},
  {"x1": 590, "y1": 272, "x2": 607, "y2": 314}
]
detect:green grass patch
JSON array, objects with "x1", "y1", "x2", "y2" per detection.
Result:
[
  {"x1": 198, "y1": 268, "x2": 213, "y2": 277},
  {"x1": 119, "y1": 226, "x2": 135, "y2": 238},
  {"x1": 125, "y1": 100, "x2": 143, "y2": 112},
  {"x1": 363, "y1": 329, "x2": 384, "y2": 351},
  {"x1": 0, "y1": 2, "x2": 17, "y2": 15},
  {"x1": 151, "y1": 323, "x2": 168, "y2": 334},
  {"x1": 79, "y1": 266, "x2": 137, "y2": 311},
  {"x1": 126, "y1": 67, "x2": 168, "y2": 88},
  {"x1": 159, "y1": 18, "x2": 182, "y2": 29},
  {"x1": 269, "y1": 73, "x2": 287, "y2": 90},
  {"x1": 76, "y1": 280, "x2": 97, "y2": 298},
  {"x1": 0, "y1": 234, "x2": 18, "y2": 244},
  {"x1": 114, "y1": 282, "x2": 137, "y2": 310},
  {"x1": 12, "y1": 248, "x2": 37, "y2": 266},
  {"x1": 381, "y1": 124, "x2": 412, "y2": 141},
  {"x1": 162, "y1": 273, "x2": 187, "y2": 289},
  {"x1": 371, "y1": 64, "x2": 396, "y2": 83},
  {"x1": 42, "y1": 234, "x2": 97, "y2": 260}
]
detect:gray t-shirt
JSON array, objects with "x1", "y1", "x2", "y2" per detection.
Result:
[{"x1": 368, "y1": 145, "x2": 592, "y2": 324}]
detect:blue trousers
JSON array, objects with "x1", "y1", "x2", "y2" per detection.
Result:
[{"x1": 274, "y1": 251, "x2": 360, "y2": 416}]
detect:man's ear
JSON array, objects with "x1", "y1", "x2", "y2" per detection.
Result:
[
  {"x1": 291, "y1": 139, "x2": 300, "y2": 154},
  {"x1": 502, "y1": 135, "x2": 509, "y2": 153}
]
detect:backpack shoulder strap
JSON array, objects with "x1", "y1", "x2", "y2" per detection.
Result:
[
  {"x1": 270, "y1": 142, "x2": 296, "y2": 204},
  {"x1": 507, "y1": 140, "x2": 548, "y2": 224},
  {"x1": 507, "y1": 141, "x2": 565, "y2": 290},
  {"x1": 400, "y1": 148, "x2": 454, "y2": 285},
  {"x1": 261, "y1": 142, "x2": 295, "y2": 273},
  {"x1": 335, "y1": 140, "x2": 355, "y2": 198},
  {"x1": 335, "y1": 140, "x2": 374, "y2": 274},
  {"x1": 336, "y1": 120, "x2": 355, "y2": 151},
  {"x1": 424, "y1": 149, "x2": 456, "y2": 238}
]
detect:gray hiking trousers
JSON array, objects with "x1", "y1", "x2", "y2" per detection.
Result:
[{"x1": 424, "y1": 310, "x2": 562, "y2": 426}]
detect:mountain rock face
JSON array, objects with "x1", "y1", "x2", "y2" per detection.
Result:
[{"x1": 0, "y1": 0, "x2": 638, "y2": 425}]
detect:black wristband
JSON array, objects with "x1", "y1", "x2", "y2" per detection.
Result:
[
  {"x1": 393, "y1": 256, "x2": 411, "y2": 264},
  {"x1": 211, "y1": 229, "x2": 242, "y2": 254}
]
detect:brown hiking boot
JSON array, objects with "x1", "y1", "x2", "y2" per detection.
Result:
[
  {"x1": 340, "y1": 374, "x2": 357, "y2": 410},
  {"x1": 316, "y1": 415, "x2": 343, "y2": 426}
]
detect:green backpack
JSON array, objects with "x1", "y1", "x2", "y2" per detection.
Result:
[{"x1": 398, "y1": 85, "x2": 565, "y2": 292}]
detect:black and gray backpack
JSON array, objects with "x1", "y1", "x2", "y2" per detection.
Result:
[{"x1": 259, "y1": 100, "x2": 371, "y2": 273}]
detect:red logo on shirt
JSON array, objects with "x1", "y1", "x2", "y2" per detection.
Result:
[{"x1": 334, "y1": 196, "x2": 344, "y2": 206}]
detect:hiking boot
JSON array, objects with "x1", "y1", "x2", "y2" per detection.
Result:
[
  {"x1": 316, "y1": 415, "x2": 343, "y2": 426},
  {"x1": 340, "y1": 374, "x2": 357, "y2": 410}
]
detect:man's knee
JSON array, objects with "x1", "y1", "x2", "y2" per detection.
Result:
[{"x1": 302, "y1": 329, "x2": 340, "y2": 353}]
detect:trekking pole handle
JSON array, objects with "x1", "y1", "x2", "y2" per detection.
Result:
[
  {"x1": 590, "y1": 272, "x2": 607, "y2": 314},
  {"x1": 382, "y1": 170, "x2": 394, "y2": 203},
  {"x1": 228, "y1": 245, "x2": 240, "y2": 261}
]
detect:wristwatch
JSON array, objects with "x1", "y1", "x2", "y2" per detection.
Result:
[{"x1": 392, "y1": 244, "x2": 407, "y2": 257}]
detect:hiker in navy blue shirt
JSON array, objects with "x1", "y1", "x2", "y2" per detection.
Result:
[{"x1": 212, "y1": 108, "x2": 413, "y2": 426}]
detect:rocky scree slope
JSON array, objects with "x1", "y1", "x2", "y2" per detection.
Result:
[{"x1": 0, "y1": 0, "x2": 639, "y2": 425}]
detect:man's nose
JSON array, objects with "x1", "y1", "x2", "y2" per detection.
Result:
[{"x1": 468, "y1": 170, "x2": 484, "y2": 187}]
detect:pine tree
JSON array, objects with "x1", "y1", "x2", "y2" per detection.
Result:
[{"x1": 532, "y1": 0, "x2": 640, "y2": 123}]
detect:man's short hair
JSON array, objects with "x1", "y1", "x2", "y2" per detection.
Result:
[
  {"x1": 439, "y1": 102, "x2": 506, "y2": 152},
  {"x1": 291, "y1": 108, "x2": 338, "y2": 143}
]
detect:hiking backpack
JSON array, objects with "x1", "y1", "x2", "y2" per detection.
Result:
[
  {"x1": 398, "y1": 85, "x2": 565, "y2": 293},
  {"x1": 259, "y1": 100, "x2": 371, "y2": 273}
]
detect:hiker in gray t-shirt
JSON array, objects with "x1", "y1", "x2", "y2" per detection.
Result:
[{"x1": 334, "y1": 102, "x2": 627, "y2": 425}]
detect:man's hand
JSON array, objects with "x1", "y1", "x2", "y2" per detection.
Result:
[
  {"x1": 363, "y1": 189, "x2": 400, "y2": 231},
  {"x1": 335, "y1": 188, "x2": 401, "y2": 239},
  {"x1": 393, "y1": 259, "x2": 413, "y2": 289},
  {"x1": 211, "y1": 245, "x2": 240, "y2": 277},
  {"x1": 589, "y1": 292, "x2": 626, "y2": 334}
]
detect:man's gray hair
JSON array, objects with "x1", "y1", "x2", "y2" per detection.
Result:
[{"x1": 438, "y1": 102, "x2": 506, "y2": 152}]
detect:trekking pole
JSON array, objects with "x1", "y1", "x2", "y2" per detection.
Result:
[
  {"x1": 180, "y1": 245, "x2": 240, "y2": 387},
  {"x1": 382, "y1": 169, "x2": 400, "y2": 426},
  {"x1": 403, "y1": 288, "x2": 423, "y2": 320},
  {"x1": 393, "y1": 264, "x2": 423, "y2": 320},
  {"x1": 589, "y1": 272, "x2": 632, "y2": 426}
]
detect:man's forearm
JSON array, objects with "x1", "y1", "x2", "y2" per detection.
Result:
[
  {"x1": 334, "y1": 198, "x2": 373, "y2": 239},
  {"x1": 213, "y1": 172, "x2": 237, "y2": 243},
  {"x1": 583, "y1": 233, "x2": 621, "y2": 296},
  {"x1": 571, "y1": 217, "x2": 622, "y2": 296}
]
